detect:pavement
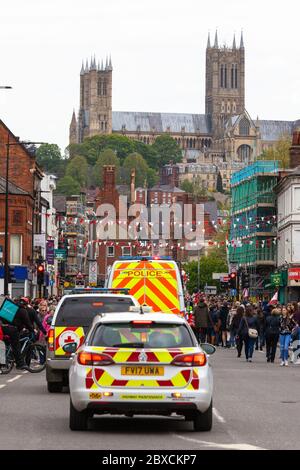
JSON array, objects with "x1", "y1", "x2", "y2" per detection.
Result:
[{"x1": 0, "y1": 347, "x2": 299, "y2": 450}]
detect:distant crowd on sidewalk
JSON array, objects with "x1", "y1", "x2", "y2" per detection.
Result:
[{"x1": 185, "y1": 292, "x2": 300, "y2": 365}]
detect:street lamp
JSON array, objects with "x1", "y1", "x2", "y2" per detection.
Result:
[{"x1": 3, "y1": 136, "x2": 45, "y2": 296}]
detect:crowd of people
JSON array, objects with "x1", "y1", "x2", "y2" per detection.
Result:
[
  {"x1": 0, "y1": 296, "x2": 60, "y2": 370},
  {"x1": 186, "y1": 293, "x2": 300, "y2": 365}
]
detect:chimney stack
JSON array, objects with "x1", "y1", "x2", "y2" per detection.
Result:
[
  {"x1": 289, "y1": 128, "x2": 300, "y2": 169},
  {"x1": 103, "y1": 165, "x2": 116, "y2": 191}
]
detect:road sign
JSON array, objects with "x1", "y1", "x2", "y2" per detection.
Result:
[
  {"x1": 54, "y1": 249, "x2": 67, "y2": 260},
  {"x1": 204, "y1": 286, "x2": 217, "y2": 295},
  {"x1": 220, "y1": 276, "x2": 229, "y2": 282},
  {"x1": 212, "y1": 272, "x2": 228, "y2": 280},
  {"x1": 89, "y1": 260, "x2": 98, "y2": 286}
]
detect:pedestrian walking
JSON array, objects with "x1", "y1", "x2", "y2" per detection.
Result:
[
  {"x1": 279, "y1": 307, "x2": 296, "y2": 366},
  {"x1": 193, "y1": 297, "x2": 209, "y2": 343},
  {"x1": 231, "y1": 305, "x2": 245, "y2": 357},
  {"x1": 219, "y1": 301, "x2": 229, "y2": 347},
  {"x1": 255, "y1": 306, "x2": 266, "y2": 351},
  {"x1": 227, "y1": 302, "x2": 240, "y2": 348},
  {"x1": 265, "y1": 307, "x2": 280, "y2": 363},
  {"x1": 237, "y1": 305, "x2": 259, "y2": 362}
]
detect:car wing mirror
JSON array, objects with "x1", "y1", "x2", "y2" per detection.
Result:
[
  {"x1": 201, "y1": 343, "x2": 216, "y2": 355},
  {"x1": 62, "y1": 342, "x2": 77, "y2": 354}
]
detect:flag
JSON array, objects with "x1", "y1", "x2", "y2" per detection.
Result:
[{"x1": 268, "y1": 291, "x2": 278, "y2": 305}]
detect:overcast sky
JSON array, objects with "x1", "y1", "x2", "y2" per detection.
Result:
[{"x1": 0, "y1": 0, "x2": 299, "y2": 153}]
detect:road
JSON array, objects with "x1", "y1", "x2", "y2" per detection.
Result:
[{"x1": 0, "y1": 348, "x2": 299, "y2": 450}]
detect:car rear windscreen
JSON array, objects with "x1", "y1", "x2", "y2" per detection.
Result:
[
  {"x1": 55, "y1": 297, "x2": 135, "y2": 327},
  {"x1": 90, "y1": 322, "x2": 195, "y2": 348}
]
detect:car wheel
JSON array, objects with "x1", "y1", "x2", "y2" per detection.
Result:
[
  {"x1": 193, "y1": 401, "x2": 213, "y2": 432},
  {"x1": 69, "y1": 399, "x2": 89, "y2": 431},
  {"x1": 47, "y1": 381, "x2": 63, "y2": 393}
]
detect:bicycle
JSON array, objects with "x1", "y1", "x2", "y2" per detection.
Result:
[{"x1": 0, "y1": 331, "x2": 46, "y2": 374}]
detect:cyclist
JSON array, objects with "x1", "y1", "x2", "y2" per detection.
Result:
[
  {"x1": 0, "y1": 319, "x2": 28, "y2": 370},
  {"x1": 18, "y1": 298, "x2": 47, "y2": 339}
]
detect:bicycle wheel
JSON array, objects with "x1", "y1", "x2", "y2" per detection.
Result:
[
  {"x1": 0, "y1": 347, "x2": 14, "y2": 375},
  {"x1": 26, "y1": 343, "x2": 46, "y2": 373}
]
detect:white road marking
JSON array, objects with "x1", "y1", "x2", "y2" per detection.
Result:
[
  {"x1": 174, "y1": 434, "x2": 266, "y2": 450},
  {"x1": 213, "y1": 408, "x2": 226, "y2": 424},
  {"x1": 7, "y1": 374, "x2": 22, "y2": 383},
  {"x1": 0, "y1": 384, "x2": 6, "y2": 389}
]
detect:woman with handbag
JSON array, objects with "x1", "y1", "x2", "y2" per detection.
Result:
[
  {"x1": 237, "y1": 305, "x2": 259, "y2": 362},
  {"x1": 279, "y1": 306, "x2": 296, "y2": 366}
]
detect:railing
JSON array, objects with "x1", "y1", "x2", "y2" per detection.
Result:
[{"x1": 231, "y1": 161, "x2": 279, "y2": 186}]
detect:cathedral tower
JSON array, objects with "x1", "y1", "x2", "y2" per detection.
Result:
[
  {"x1": 71, "y1": 56, "x2": 113, "y2": 144},
  {"x1": 205, "y1": 31, "x2": 245, "y2": 138}
]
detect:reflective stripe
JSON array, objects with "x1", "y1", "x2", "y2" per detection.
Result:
[{"x1": 111, "y1": 261, "x2": 181, "y2": 314}]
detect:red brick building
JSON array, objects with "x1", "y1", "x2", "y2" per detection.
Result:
[{"x1": 0, "y1": 120, "x2": 43, "y2": 295}]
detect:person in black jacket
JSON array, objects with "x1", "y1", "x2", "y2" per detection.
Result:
[
  {"x1": 231, "y1": 305, "x2": 245, "y2": 357},
  {"x1": 18, "y1": 298, "x2": 47, "y2": 337},
  {"x1": 237, "y1": 305, "x2": 259, "y2": 362},
  {"x1": 265, "y1": 307, "x2": 280, "y2": 363}
]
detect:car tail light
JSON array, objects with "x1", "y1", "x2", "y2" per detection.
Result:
[
  {"x1": 131, "y1": 320, "x2": 154, "y2": 325},
  {"x1": 77, "y1": 352, "x2": 115, "y2": 366},
  {"x1": 48, "y1": 328, "x2": 54, "y2": 351},
  {"x1": 171, "y1": 352, "x2": 206, "y2": 367}
]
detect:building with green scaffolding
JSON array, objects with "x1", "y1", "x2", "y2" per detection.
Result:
[{"x1": 229, "y1": 161, "x2": 279, "y2": 298}]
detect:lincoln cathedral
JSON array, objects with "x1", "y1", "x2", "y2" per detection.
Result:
[{"x1": 69, "y1": 32, "x2": 299, "y2": 190}]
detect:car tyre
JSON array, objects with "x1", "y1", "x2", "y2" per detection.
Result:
[
  {"x1": 69, "y1": 399, "x2": 89, "y2": 431},
  {"x1": 47, "y1": 381, "x2": 63, "y2": 393},
  {"x1": 193, "y1": 401, "x2": 213, "y2": 432}
]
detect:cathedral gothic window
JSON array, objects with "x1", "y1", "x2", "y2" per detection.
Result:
[{"x1": 239, "y1": 117, "x2": 250, "y2": 136}]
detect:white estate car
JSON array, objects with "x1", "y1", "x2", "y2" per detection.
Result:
[
  {"x1": 46, "y1": 290, "x2": 139, "y2": 392},
  {"x1": 69, "y1": 311, "x2": 215, "y2": 431}
]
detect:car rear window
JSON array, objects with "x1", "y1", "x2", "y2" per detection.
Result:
[
  {"x1": 55, "y1": 297, "x2": 135, "y2": 327},
  {"x1": 90, "y1": 322, "x2": 195, "y2": 348}
]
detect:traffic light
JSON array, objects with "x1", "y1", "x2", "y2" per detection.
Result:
[
  {"x1": 37, "y1": 263, "x2": 45, "y2": 285},
  {"x1": 241, "y1": 272, "x2": 250, "y2": 288},
  {"x1": 229, "y1": 272, "x2": 237, "y2": 289},
  {"x1": 8, "y1": 266, "x2": 16, "y2": 284}
]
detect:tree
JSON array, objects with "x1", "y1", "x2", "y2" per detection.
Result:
[
  {"x1": 146, "y1": 167, "x2": 159, "y2": 188},
  {"x1": 184, "y1": 253, "x2": 228, "y2": 293},
  {"x1": 55, "y1": 175, "x2": 81, "y2": 196},
  {"x1": 180, "y1": 179, "x2": 194, "y2": 193},
  {"x1": 152, "y1": 135, "x2": 183, "y2": 167},
  {"x1": 260, "y1": 134, "x2": 291, "y2": 169},
  {"x1": 36, "y1": 144, "x2": 65, "y2": 176},
  {"x1": 65, "y1": 155, "x2": 88, "y2": 187},
  {"x1": 93, "y1": 149, "x2": 121, "y2": 187},
  {"x1": 122, "y1": 153, "x2": 150, "y2": 187}
]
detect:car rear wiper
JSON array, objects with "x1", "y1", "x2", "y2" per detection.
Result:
[{"x1": 112, "y1": 342, "x2": 145, "y2": 348}]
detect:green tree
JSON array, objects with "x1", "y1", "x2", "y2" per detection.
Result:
[
  {"x1": 152, "y1": 135, "x2": 183, "y2": 167},
  {"x1": 68, "y1": 134, "x2": 136, "y2": 166},
  {"x1": 55, "y1": 175, "x2": 81, "y2": 196},
  {"x1": 180, "y1": 179, "x2": 194, "y2": 193},
  {"x1": 65, "y1": 155, "x2": 88, "y2": 186},
  {"x1": 122, "y1": 153, "x2": 150, "y2": 187},
  {"x1": 184, "y1": 253, "x2": 228, "y2": 292},
  {"x1": 146, "y1": 167, "x2": 159, "y2": 188},
  {"x1": 93, "y1": 149, "x2": 121, "y2": 187},
  {"x1": 36, "y1": 144, "x2": 65, "y2": 176},
  {"x1": 260, "y1": 134, "x2": 291, "y2": 169}
]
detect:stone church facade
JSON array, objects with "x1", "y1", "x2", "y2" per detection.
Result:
[{"x1": 69, "y1": 32, "x2": 299, "y2": 188}]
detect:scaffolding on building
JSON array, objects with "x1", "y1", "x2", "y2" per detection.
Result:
[{"x1": 229, "y1": 161, "x2": 279, "y2": 298}]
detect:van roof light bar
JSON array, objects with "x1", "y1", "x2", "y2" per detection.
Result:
[{"x1": 69, "y1": 288, "x2": 130, "y2": 294}]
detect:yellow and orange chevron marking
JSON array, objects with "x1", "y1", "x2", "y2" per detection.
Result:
[{"x1": 112, "y1": 261, "x2": 180, "y2": 313}]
